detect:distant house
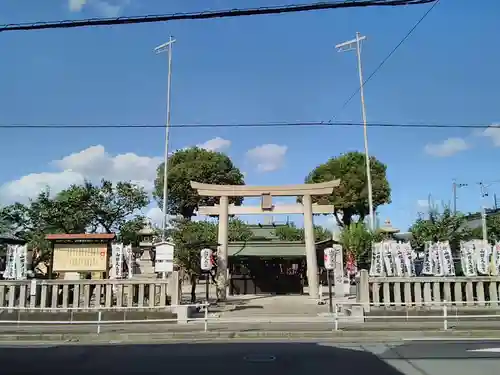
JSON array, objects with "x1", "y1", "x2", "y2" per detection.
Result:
[{"x1": 463, "y1": 208, "x2": 500, "y2": 230}]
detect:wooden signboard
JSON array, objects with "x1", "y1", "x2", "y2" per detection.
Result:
[{"x1": 52, "y1": 244, "x2": 108, "y2": 272}]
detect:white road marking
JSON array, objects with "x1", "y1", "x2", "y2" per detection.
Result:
[
  {"x1": 403, "y1": 337, "x2": 500, "y2": 342},
  {"x1": 467, "y1": 347, "x2": 500, "y2": 353},
  {"x1": 243, "y1": 355, "x2": 277, "y2": 362}
]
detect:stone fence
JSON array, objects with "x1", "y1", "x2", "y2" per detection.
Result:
[
  {"x1": 357, "y1": 270, "x2": 500, "y2": 310},
  {"x1": 0, "y1": 275, "x2": 181, "y2": 311}
]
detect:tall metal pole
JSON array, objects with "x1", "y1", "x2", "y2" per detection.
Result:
[
  {"x1": 452, "y1": 181, "x2": 457, "y2": 215},
  {"x1": 354, "y1": 32, "x2": 374, "y2": 231},
  {"x1": 480, "y1": 183, "x2": 488, "y2": 243},
  {"x1": 160, "y1": 36, "x2": 174, "y2": 241}
]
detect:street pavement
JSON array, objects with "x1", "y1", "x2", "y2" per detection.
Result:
[{"x1": 1, "y1": 339, "x2": 500, "y2": 374}]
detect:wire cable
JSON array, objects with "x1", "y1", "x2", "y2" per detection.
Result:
[
  {"x1": 0, "y1": 0, "x2": 437, "y2": 33},
  {"x1": 0, "y1": 121, "x2": 496, "y2": 130},
  {"x1": 331, "y1": 0, "x2": 440, "y2": 119}
]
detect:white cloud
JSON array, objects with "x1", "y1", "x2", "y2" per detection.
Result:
[
  {"x1": 68, "y1": 0, "x2": 129, "y2": 17},
  {"x1": 424, "y1": 137, "x2": 470, "y2": 157},
  {"x1": 0, "y1": 145, "x2": 161, "y2": 203},
  {"x1": 246, "y1": 144, "x2": 287, "y2": 173},
  {"x1": 197, "y1": 137, "x2": 231, "y2": 152},
  {"x1": 417, "y1": 199, "x2": 442, "y2": 209},
  {"x1": 480, "y1": 125, "x2": 500, "y2": 147},
  {"x1": 68, "y1": 0, "x2": 87, "y2": 12}
]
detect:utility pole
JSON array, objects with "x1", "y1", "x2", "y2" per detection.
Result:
[
  {"x1": 479, "y1": 182, "x2": 488, "y2": 243},
  {"x1": 154, "y1": 36, "x2": 176, "y2": 242},
  {"x1": 335, "y1": 32, "x2": 374, "y2": 231},
  {"x1": 452, "y1": 180, "x2": 468, "y2": 214}
]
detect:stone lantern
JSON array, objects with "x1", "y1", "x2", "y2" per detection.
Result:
[
  {"x1": 377, "y1": 218, "x2": 400, "y2": 240},
  {"x1": 134, "y1": 224, "x2": 157, "y2": 278}
]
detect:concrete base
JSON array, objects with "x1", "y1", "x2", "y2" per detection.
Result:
[{"x1": 173, "y1": 305, "x2": 197, "y2": 324}]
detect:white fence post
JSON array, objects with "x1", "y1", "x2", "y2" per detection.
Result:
[{"x1": 443, "y1": 300, "x2": 448, "y2": 331}]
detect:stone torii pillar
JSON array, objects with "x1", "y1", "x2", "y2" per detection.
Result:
[{"x1": 191, "y1": 180, "x2": 340, "y2": 300}]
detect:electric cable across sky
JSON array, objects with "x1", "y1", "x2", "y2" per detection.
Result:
[
  {"x1": 0, "y1": 0, "x2": 437, "y2": 33},
  {"x1": 0, "y1": 121, "x2": 495, "y2": 130}
]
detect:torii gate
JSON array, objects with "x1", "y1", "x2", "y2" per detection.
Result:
[{"x1": 190, "y1": 180, "x2": 340, "y2": 300}]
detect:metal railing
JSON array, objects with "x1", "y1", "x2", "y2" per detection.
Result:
[{"x1": 0, "y1": 300, "x2": 499, "y2": 334}]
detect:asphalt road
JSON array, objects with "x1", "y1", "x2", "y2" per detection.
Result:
[{"x1": 1, "y1": 339, "x2": 500, "y2": 374}]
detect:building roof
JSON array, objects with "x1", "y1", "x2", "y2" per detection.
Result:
[
  {"x1": 0, "y1": 234, "x2": 26, "y2": 245},
  {"x1": 45, "y1": 233, "x2": 116, "y2": 242}
]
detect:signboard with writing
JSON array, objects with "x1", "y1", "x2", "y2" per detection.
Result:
[{"x1": 53, "y1": 244, "x2": 108, "y2": 272}]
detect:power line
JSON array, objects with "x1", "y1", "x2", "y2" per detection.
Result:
[
  {"x1": 0, "y1": 120, "x2": 496, "y2": 130},
  {"x1": 0, "y1": 0, "x2": 436, "y2": 33},
  {"x1": 332, "y1": 0, "x2": 440, "y2": 118}
]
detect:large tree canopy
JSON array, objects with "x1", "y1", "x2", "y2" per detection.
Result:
[
  {"x1": 154, "y1": 147, "x2": 245, "y2": 219},
  {"x1": 3, "y1": 180, "x2": 150, "y2": 274},
  {"x1": 304, "y1": 151, "x2": 391, "y2": 227},
  {"x1": 409, "y1": 208, "x2": 472, "y2": 253}
]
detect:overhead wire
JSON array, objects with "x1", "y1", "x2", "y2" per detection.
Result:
[
  {"x1": 0, "y1": 0, "x2": 437, "y2": 32},
  {"x1": 0, "y1": 121, "x2": 496, "y2": 130},
  {"x1": 331, "y1": 0, "x2": 440, "y2": 119}
]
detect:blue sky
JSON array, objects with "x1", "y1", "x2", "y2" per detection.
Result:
[{"x1": 0, "y1": 0, "x2": 499, "y2": 231}]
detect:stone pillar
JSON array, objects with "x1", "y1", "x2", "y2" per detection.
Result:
[
  {"x1": 334, "y1": 245, "x2": 345, "y2": 297},
  {"x1": 302, "y1": 194, "x2": 319, "y2": 298},
  {"x1": 216, "y1": 196, "x2": 229, "y2": 301},
  {"x1": 357, "y1": 269, "x2": 370, "y2": 312}
]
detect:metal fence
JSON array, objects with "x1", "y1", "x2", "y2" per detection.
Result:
[{"x1": 0, "y1": 300, "x2": 499, "y2": 334}]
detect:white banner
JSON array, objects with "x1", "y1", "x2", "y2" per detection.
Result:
[
  {"x1": 123, "y1": 244, "x2": 133, "y2": 279},
  {"x1": 369, "y1": 242, "x2": 384, "y2": 276},
  {"x1": 391, "y1": 242, "x2": 404, "y2": 277},
  {"x1": 4, "y1": 245, "x2": 27, "y2": 280},
  {"x1": 402, "y1": 242, "x2": 415, "y2": 277},
  {"x1": 111, "y1": 243, "x2": 124, "y2": 279},
  {"x1": 492, "y1": 242, "x2": 500, "y2": 276},
  {"x1": 382, "y1": 241, "x2": 394, "y2": 277},
  {"x1": 421, "y1": 242, "x2": 434, "y2": 275},
  {"x1": 476, "y1": 241, "x2": 490, "y2": 276},
  {"x1": 439, "y1": 241, "x2": 455, "y2": 276},
  {"x1": 460, "y1": 241, "x2": 477, "y2": 277}
]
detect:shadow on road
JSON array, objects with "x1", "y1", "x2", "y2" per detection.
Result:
[{"x1": 0, "y1": 341, "x2": 405, "y2": 374}]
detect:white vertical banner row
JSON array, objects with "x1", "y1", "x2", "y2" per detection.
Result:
[
  {"x1": 421, "y1": 241, "x2": 455, "y2": 276},
  {"x1": 460, "y1": 240, "x2": 500, "y2": 276},
  {"x1": 3, "y1": 245, "x2": 27, "y2": 280},
  {"x1": 370, "y1": 241, "x2": 416, "y2": 277}
]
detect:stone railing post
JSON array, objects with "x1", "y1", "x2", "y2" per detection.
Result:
[{"x1": 357, "y1": 269, "x2": 370, "y2": 312}]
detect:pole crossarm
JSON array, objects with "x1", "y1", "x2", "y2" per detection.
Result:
[
  {"x1": 198, "y1": 203, "x2": 335, "y2": 216},
  {"x1": 190, "y1": 180, "x2": 340, "y2": 197}
]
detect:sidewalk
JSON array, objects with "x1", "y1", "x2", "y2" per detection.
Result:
[{"x1": 3, "y1": 325, "x2": 500, "y2": 344}]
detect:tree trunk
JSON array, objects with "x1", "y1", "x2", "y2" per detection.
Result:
[{"x1": 190, "y1": 274, "x2": 197, "y2": 303}]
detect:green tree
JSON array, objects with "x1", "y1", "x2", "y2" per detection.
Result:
[
  {"x1": 273, "y1": 223, "x2": 332, "y2": 242},
  {"x1": 4, "y1": 180, "x2": 150, "y2": 275},
  {"x1": 78, "y1": 180, "x2": 150, "y2": 233},
  {"x1": 409, "y1": 207, "x2": 472, "y2": 254},
  {"x1": 339, "y1": 222, "x2": 373, "y2": 269},
  {"x1": 304, "y1": 151, "x2": 391, "y2": 227},
  {"x1": 153, "y1": 147, "x2": 245, "y2": 219},
  {"x1": 471, "y1": 214, "x2": 500, "y2": 243},
  {"x1": 169, "y1": 218, "x2": 252, "y2": 302},
  {"x1": 117, "y1": 216, "x2": 149, "y2": 246}
]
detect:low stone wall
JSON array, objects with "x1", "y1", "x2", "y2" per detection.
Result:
[{"x1": 357, "y1": 270, "x2": 500, "y2": 310}]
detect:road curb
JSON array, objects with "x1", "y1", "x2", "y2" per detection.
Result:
[{"x1": 3, "y1": 329, "x2": 500, "y2": 343}]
